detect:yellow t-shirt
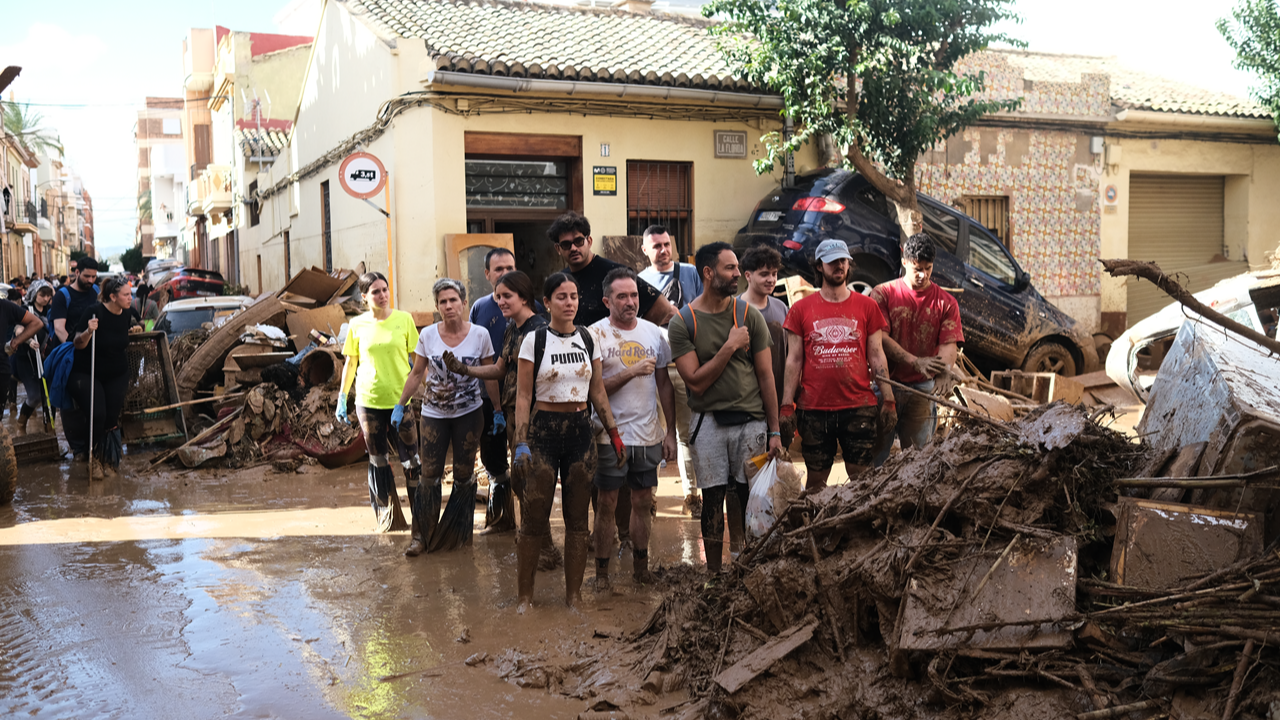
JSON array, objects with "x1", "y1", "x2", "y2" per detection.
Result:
[{"x1": 342, "y1": 310, "x2": 418, "y2": 410}]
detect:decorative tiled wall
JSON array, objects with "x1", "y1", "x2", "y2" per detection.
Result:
[{"x1": 913, "y1": 52, "x2": 1106, "y2": 299}]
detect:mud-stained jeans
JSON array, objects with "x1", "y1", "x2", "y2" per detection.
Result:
[
  {"x1": 478, "y1": 398, "x2": 509, "y2": 478},
  {"x1": 419, "y1": 408, "x2": 483, "y2": 483},
  {"x1": 872, "y1": 378, "x2": 937, "y2": 467},
  {"x1": 522, "y1": 409, "x2": 596, "y2": 537}
]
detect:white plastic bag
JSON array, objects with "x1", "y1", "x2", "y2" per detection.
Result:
[{"x1": 746, "y1": 458, "x2": 781, "y2": 538}]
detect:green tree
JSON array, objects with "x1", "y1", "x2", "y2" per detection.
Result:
[
  {"x1": 1218, "y1": 0, "x2": 1280, "y2": 143},
  {"x1": 1, "y1": 100, "x2": 63, "y2": 156},
  {"x1": 120, "y1": 245, "x2": 146, "y2": 274},
  {"x1": 703, "y1": 0, "x2": 1022, "y2": 231},
  {"x1": 69, "y1": 249, "x2": 88, "y2": 266}
]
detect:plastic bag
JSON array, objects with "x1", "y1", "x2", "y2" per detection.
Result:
[{"x1": 746, "y1": 458, "x2": 781, "y2": 537}]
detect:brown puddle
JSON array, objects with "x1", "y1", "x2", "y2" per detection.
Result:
[{"x1": 0, "y1": 448, "x2": 712, "y2": 719}]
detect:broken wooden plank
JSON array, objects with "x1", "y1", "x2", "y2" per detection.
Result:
[{"x1": 713, "y1": 619, "x2": 818, "y2": 694}]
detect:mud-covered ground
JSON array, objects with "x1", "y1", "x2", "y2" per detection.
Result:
[{"x1": 0, "y1": 445, "x2": 729, "y2": 719}]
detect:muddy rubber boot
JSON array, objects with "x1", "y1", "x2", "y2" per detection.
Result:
[
  {"x1": 538, "y1": 535, "x2": 563, "y2": 571},
  {"x1": 703, "y1": 538, "x2": 723, "y2": 575},
  {"x1": 482, "y1": 472, "x2": 516, "y2": 534},
  {"x1": 16, "y1": 404, "x2": 33, "y2": 437},
  {"x1": 516, "y1": 532, "x2": 542, "y2": 613},
  {"x1": 633, "y1": 549, "x2": 655, "y2": 585},
  {"x1": 404, "y1": 471, "x2": 426, "y2": 557},
  {"x1": 726, "y1": 488, "x2": 745, "y2": 557},
  {"x1": 591, "y1": 558, "x2": 611, "y2": 595},
  {"x1": 415, "y1": 477, "x2": 443, "y2": 551},
  {"x1": 564, "y1": 531, "x2": 591, "y2": 609},
  {"x1": 90, "y1": 456, "x2": 105, "y2": 482}
]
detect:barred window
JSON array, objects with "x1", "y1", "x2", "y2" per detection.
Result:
[
  {"x1": 961, "y1": 195, "x2": 1011, "y2": 249},
  {"x1": 627, "y1": 161, "x2": 692, "y2": 257}
]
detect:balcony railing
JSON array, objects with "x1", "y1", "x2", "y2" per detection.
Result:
[{"x1": 199, "y1": 164, "x2": 234, "y2": 218}]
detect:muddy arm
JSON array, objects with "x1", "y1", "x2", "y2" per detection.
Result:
[
  {"x1": 1101, "y1": 258, "x2": 1280, "y2": 355},
  {"x1": 481, "y1": 356, "x2": 501, "y2": 407},
  {"x1": 514, "y1": 358, "x2": 534, "y2": 443},
  {"x1": 588, "y1": 358, "x2": 618, "y2": 431},
  {"x1": 867, "y1": 331, "x2": 893, "y2": 398}
]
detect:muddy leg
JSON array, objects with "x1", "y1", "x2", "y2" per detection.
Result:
[
  {"x1": 562, "y1": 452, "x2": 594, "y2": 609},
  {"x1": 700, "y1": 484, "x2": 728, "y2": 574},
  {"x1": 404, "y1": 466, "x2": 427, "y2": 557},
  {"x1": 615, "y1": 486, "x2": 632, "y2": 549},
  {"x1": 593, "y1": 487, "x2": 619, "y2": 592},
  {"x1": 630, "y1": 486, "x2": 656, "y2": 583},
  {"x1": 516, "y1": 531, "x2": 542, "y2": 614},
  {"x1": 726, "y1": 481, "x2": 748, "y2": 556},
  {"x1": 518, "y1": 457, "x2": 556, "y2": 611}
]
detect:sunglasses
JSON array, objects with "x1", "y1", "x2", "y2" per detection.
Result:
[{"x1": 556, "y1": 236, "x2": 586, "y2": 251}]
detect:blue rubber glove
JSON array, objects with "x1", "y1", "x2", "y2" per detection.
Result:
[
  {"x1": 513, "y1": 443, "x2": 531, "y2": 468},
  {"x1": 491, "y1": 410, "x2": 506, "y2": 436},
  {"x1": 391, "y1": 404, "x2": 405, "y2": 428},
  {"x1": 335, "y1": 395, "x2": 348, "y2": 423}
]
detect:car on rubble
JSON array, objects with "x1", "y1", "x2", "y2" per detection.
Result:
[
  {"x1": 154, "y1": 295, "x2": 253, "y2": 340},
  {"x1": 1106, "y1": 270, "x2": 1280, "y2": 403},
  {"x1": 733, "y1": 169, "x2": 1099, "y2": 376},
  {"x1": 154, "y1": 267, "x2": 226, "y2": 300}
]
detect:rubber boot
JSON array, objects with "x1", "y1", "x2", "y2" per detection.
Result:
[
  {"x1": 616, "y1": 487, "x2": 632, "y2": 551},
  {"x1": 564, "y1": 531, "x2": 591, "y2": 609},
  {"x1": 727, "y1": 485, "x2": 746, "y2": 558},
  {"x1": 415, "y1": 477, "x2": 443, "y2": 551},
  {"x1": 538, "y1": 535, "x2": 563, "y2": 571},
  {"x1": 16, "y1": 404, "x2": 33, "y2": 437},
  {"x1": 482, "y1": 472, "x2": 516, "y2": 534},
  {"x1": 703, "y1": 539, "x2": 724, "y2": 575},
  {"x1": 90, "y1": 455, "x2": 105, "y2": 482},
  {"x1": 516, "y1": 532, "x2": 542, "y2": 612},
  {"x1": 404, "y1": 469, "x2": 426, "y2": 557},
  {"x1": 633, "y1": 549, "x2": 655, "y2": 584},
  {"x1": 592, "y1": 557, "x2": 612, "y2": 594}
]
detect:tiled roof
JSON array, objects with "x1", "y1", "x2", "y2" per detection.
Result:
[
  {"x1": 995, "y1": 49, "x2": 1271, "y2": 119},
  {"x1": 343, "y1": 0, "x2": 759, "y2": 92},
  {"x1": 236, "y1": 128, "x2": 290, "y2": 158}
]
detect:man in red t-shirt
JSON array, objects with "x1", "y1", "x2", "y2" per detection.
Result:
[
  {"x1": 870, "y1": 233, "x2": 964, "y2": 465},
  {"x1": 781, "y1": 239, "x2": 895, "y2": 488}
]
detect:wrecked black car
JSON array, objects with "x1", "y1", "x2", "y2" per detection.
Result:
[{"x1": 733, "y1": 169, "x2": 1098, "y2": 376}]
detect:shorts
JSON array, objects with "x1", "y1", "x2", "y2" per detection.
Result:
[
  {"x1": 798, "y1": 406, "x2": 878, "y2": 471},
  {"x1": 594, "y1": 443, "x2": 662, "y2": 491},
  {"x1": 690, "y1": 415, "x2": 766, "y2": 490}
]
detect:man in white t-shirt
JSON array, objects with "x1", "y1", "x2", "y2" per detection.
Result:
[{"x1": 588, "y1": 267, "x2": 676, "y2": 589}]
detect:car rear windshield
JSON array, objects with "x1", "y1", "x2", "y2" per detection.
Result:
[{"x1": 158, "y1": 308, "x2": 215, "y2": 335}]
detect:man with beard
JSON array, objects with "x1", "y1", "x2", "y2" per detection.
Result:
[
  {"x1": 549, "y1": 211, "x2": 674, "y2": 328},
  {"x1": 49, "y1": 257, "x2": 101, "y2": 460},
  {"x1": 669, "y1": 242, "x2": 782, "y2": 574},
  {"x1": 780, "y1": 240, "x2": 895, "y2": 489}
]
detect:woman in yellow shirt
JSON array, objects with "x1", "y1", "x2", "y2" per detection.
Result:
[{"x1": 337, "y1": 272, "x2": 423, "y2": 550}]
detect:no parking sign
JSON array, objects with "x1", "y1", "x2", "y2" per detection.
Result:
[{"x1": 338, "y1": 152, "x2": 387, "y2": 199}]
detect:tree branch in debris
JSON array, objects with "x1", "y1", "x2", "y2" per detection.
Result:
[{"x1": 1100, "y1": 259, "x2": 1280, "y2": 355}]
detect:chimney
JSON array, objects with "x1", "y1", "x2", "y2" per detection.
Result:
[{"x1": 613, "y1": 0, "x2": 654, "y2": 13}]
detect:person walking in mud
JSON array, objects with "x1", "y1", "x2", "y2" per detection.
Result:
[
  {"x1": 14, "y1": 285, "x2": 55, "y2": 435},
  {"x1": 587, "y1": 267, "x2": 676, "y2": 591},
  {"x1": 669, "y1": 243, "x2": 782, "y2": 575},
  {"x1": 511, "y1": 272, "x2": 625, "y2": 612},
  {"x1": 780, "y1": 240, "x2": 895, "y2": 489},
  {"x1": 68, "y1": 276, "x2": 140, "y2": 480},
  {"x1": 638, "y1": 225, "x2": 703, "y2": 519},
  {"x1": 337, "y1": 272, "x2": 423, "y2": 543},
  {"x1": 467, "y1": 250, "x2": 543, "y2": 534},
  {"x1": 396, "y1": 279, "x2": 497, "y2": 554},
  {"x1": 870, "y1": 234, "x2": 963, "y2": 466},
  {"x1": 444, "y1": 271, "x2": 565, "y2": 568}
]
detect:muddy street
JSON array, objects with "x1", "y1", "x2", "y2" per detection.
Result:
[{"x1": 0, "y1": 450, "x2": 717, "y2": 719}]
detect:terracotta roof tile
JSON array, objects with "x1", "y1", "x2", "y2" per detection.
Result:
[
  {"x1": 236, "y1": 128, "x2": 290, "y2": 158},
  {"x1": 344, "y1": 0, "x2": 757, "y2": 91},
  {"x1": 994, "y1": 49, "x2": 1271, "y2": 119}
]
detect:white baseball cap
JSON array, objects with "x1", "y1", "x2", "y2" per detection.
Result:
[{"x1": 814, "y1": 239, "x2": 852, "y2": 263}]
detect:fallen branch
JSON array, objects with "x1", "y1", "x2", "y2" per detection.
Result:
[
  {"x1": 1100, "y1": 259, "x2": 1280, "y2": 355},
  {"x1": 885, "y1": 377, "x2": 1014, "y2": 430},
  {"x1": 1113, "y1": 466, "x2": 1280, "y2": 489},
  {"x1": 1222, "y1": 639, "x2": 1255, "y2": 720},
  {"x1": 1075, "y1": 698, "x2": 1163, "y2": 720}
]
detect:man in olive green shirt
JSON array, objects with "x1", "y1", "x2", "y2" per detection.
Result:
[{"x1": 669, "y1": 242, "x2": 782, "y2": 574}]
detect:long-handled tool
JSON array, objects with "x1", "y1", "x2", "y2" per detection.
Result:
[
  {"x1": 34, "y1": 343, "x2": 55, "y2": 433},
  {"x1": 88, "y1": 331, "x2": 95, "y2": 482}
]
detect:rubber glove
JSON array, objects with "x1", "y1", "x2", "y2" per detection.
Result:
[
  {"x1": 513, "y1": 443, "x2": 532, "y2": 468},
  {"x1": 391, "y1": 403, "x2": 405, "y2": 428},
  {"x1": 335, "y1": 395, "x2": 349, "y2": 423},
  {"x1": 491, "y1": 410, "x2": 507, "y2": 436},
  {"x1": 608, "y1": 427, "x2": 627, "y2": 469}
]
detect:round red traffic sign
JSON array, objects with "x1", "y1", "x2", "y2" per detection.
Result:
[{"x1": 338, "y1": 152, "x2": 387, "y2": 199}]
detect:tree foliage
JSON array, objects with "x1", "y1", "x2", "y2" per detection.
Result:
[
  {"x1": 1218, "y1": 0, "x2": 1280, "y2": 143},
  {"x1": 703, "y1": 0, "x2": 1022, "y2": 229},
  {"x1": 120, "y1": 245, "x2": 146, "y2": 274},
  {"x1": 1, "y1": 100, "x2": 63, "y2": 157}
]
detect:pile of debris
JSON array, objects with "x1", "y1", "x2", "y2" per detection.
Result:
[
  {"x1": 153, "y1": 267, "x2": 389, "y2": 470},
  {"x1": 501, "y1": 404, "x2": 1280, "y2": 719}
]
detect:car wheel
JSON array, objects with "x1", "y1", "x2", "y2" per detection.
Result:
[
  {"x1": 848, "y1": 256, "x2": 893, "y2": 296},
  {"x1": 1022, "y1": 340, "x2": 1078, "y2": 377}
]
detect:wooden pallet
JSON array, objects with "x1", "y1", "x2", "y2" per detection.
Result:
[{"x1": 989, "y1": 370, "x2": 1083, "y2": 405}]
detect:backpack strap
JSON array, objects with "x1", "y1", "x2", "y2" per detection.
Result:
[
  {"x1": 576, "y1": 326, "x2": 594, "y2": 360},
  {"x1": 678, "y1": 304, "x2": 697, "y2": 342},
  {"x1": 530, "y1": 326, "x2": 548, "y2": 406},
  {"x1": 733, "y1": 297, "x2": 749, "y2": 329}
]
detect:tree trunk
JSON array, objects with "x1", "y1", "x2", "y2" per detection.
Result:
[{"x1": 844, "y1": 51, "x2": 921, "y2": 239}]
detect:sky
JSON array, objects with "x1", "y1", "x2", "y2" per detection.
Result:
[{"x1": 0, "y1": 0, "x2": 1265, "y2": 263}]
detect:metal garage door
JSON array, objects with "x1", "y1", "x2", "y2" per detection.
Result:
[{"x1": 1126, "y1": 174, "x2": 1246, "y2": 325}]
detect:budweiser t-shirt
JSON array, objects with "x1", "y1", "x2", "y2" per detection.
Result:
[
  {"x1": 869, "y1": 279, "x2": 964, "y2": 384},
  {"x1": 783, "y1": 291, "x2": 888, "y2": 410}
]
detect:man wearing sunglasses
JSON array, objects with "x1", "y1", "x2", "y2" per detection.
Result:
[{"x1": 547, "y1": 211, "x2": 675, "y2": 328}]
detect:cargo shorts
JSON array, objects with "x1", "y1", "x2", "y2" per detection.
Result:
[{"x1": 798, "y1": 406, "x2": 879, "y2": 471}]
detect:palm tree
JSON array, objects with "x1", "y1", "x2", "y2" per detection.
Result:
[{"x1": 1, "y1": 100, "x2": 63, "y2": 156}]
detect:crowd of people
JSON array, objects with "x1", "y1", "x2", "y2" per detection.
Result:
[
  {"x1": 342, "y1": 211, "x2": 963, "y2": 612},
  {"x1": 3, "y1": 257, "x2": 153, "y2": 479}
]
